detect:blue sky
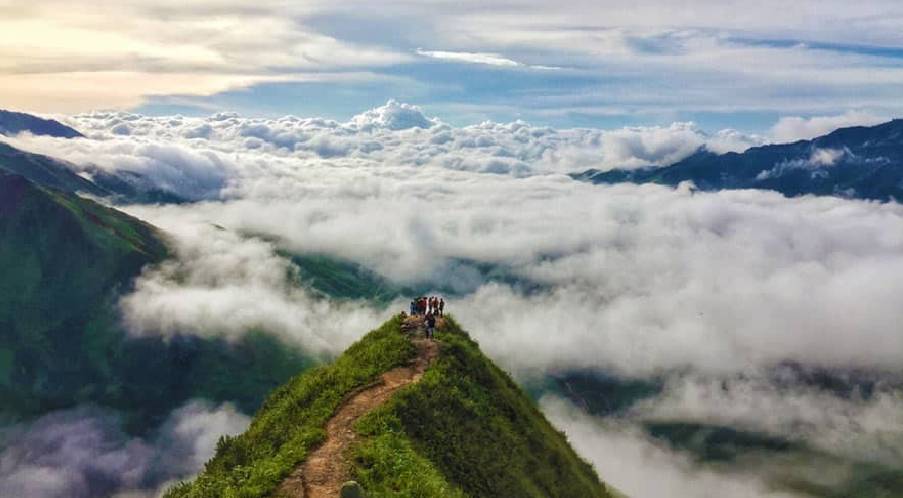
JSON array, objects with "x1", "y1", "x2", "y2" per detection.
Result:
[{"x1": 3, "y1": 0, "x2": 903, "y2": 134}]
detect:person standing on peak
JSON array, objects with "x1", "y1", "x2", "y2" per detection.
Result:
[
  {"x1": 425, "y1": 313, "x2": 436, "y2": 340},
  {"x1": 439, "y1": 298, "x2": 445, "y2": 316}
]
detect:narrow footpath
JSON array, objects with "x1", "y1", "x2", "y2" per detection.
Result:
[{"x1": 277, "y1": 318, "x2": 439, "y2": 498}]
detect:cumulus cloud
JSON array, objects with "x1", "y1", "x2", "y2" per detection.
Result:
[
  {"x1": 597, "y1": 122, "x2": 760, "y2": 167},
  {"x1": 118, "y1": 213, "x2": 397, "y2": 355},
  {"x1": 0, "y1": 401, "x2": 249, "y2": 498},
  {"x1": 4, "y1": 102, "x2": 761, "y2": 194},
  {"x1": 771, "y1": 111, "x2": 890, "y2": 142},
  {"x1": 542, "y1": 396, "x2": 801, "y2": 498},
  {"x1": 348, "y1": 99, "x2": 437, "y2": 131}
]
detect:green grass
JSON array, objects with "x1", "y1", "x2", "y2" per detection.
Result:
[
  {"x1": 288, "y1": 253, "x2": 405, "y2": 304},
  {"x1": 351, "y1": 408, "x2": 468, "y2": 498},
  {"x1": 167, "y1": 317, "x2": 612, "y2": 498},
  {"x1": 164, "y1": 316, "x2": 416, "y2": 498},
  {"x1": 0, "y1": 174, "x2": 313, "y2": 431},
  {"x1": 349, "y1": 317, "x2": 612, "y2": 498}
]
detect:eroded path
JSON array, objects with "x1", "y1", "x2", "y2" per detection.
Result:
[{"x1": 277, "y1": 321, "x2": 439, "y2": 498}]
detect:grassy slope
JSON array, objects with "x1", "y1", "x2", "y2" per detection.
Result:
[
  {"x1": 289, "y1": 253, "x2": 404, "y2": 304},
  {"x1": 0, "y1": 142, "x2": 107, "y2": 196},
  {"x1": 167, "y1": 317, "x2": 611, "y2": 498},
  {"x1": 165, "y1": 317, "x2": 416, "y2": 498},
  {"x1": 0, "y1": 174, "x2": 310, "y2": 429},
  {"x1": 0, "y1": 173, "x2": 168, "y2": 418},
  {"x1": 351, "y1": 317, "x2": 612, "y2": 498}
]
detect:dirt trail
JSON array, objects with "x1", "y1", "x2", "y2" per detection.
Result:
[{"x1": 277, "y1": 320, "x2": 439, "y2": 498}]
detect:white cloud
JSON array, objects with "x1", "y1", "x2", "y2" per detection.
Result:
[
  {"x1": 771, "y1": 111, "x2": 890, "y2": 142},
  {"x1": 118, "y1": 216, "x2": 396, "y2": 355},
  {"x1": 348, "y1": 99, "x2": 437, "y2": 130},
  {"x1": 0, "y1": 2, "x2": 409, "y2": 112},
  {"x1": 3, "y1": 1, "x2": 903, "y2": 118},
  {"x1": 9, "y1": 103, "x2": 903, "y2": 497},
  {"x1": 9, "y1": 105, "x2": 902, "y2": 380},
  {"x1": 632, "y1": 374, "x2": 903, "y2": 467},
  {"x1": 756, "y1": 147, "x2": 850, "y2": 180},
  {"x1": 416, "y1": 48, "x2": 525, "y2": 68},
  {"x1": 5, "y1": 102, "x2": 760, "y2": 190},
  {"x1": 0, "y1": 401, "x2": 249, "y2": 498},
  {"x1": 541, "y1": 396, "x2": 802, "y2": 498}
]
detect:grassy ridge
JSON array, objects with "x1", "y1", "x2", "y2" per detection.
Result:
[
  {"x1": 167, "y1": 316, "x2": 612, "y2": 498},
  {"x1": 351, "y1": 318, "x2": 612, "y2": 498},
  {"x1": 164, "y1": 317, "x2": 416, "y2": 498}
]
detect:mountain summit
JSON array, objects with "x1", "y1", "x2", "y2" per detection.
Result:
[
  {"x1": 576, "y1": 119, "x2": 903, "y2": 202},
  {"x1": 166, "y1": 316, "x2": 612, "y2": 498}
]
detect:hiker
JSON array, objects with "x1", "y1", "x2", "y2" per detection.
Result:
[
  {"x1": 438, "y1": 298, "x2": 445, "y2": 316},
  {"x1": 425, "y1": 313, "x2": 436, "y2": 339},
  {"x1": 410, "y1": 300, "x2": 417, "y2": 316}
]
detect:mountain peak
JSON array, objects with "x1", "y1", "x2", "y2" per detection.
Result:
[{"x1": 166, "y1": 316, "x2": 613, "y2": 498}]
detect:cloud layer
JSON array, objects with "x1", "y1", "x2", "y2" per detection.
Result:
[
  {"x1": 7, "y1": 103, "x2": 902, "y2": 379},
  {"x1": 5, "y1": 101, "x2": 761, "y2": 199},
  {"x1": 6, "y1": 103, "x2": 903, "y2": 496},
  {"x1": 0, "y1": 402, "x2": 249, "y2": 498},
  {"x1": 542, "y1": 396, "x2": 801, "y2": 498}
]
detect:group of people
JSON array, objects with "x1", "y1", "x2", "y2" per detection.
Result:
[
  {"x1": 408, "y1": 296, "x2": 444, "y2": 339},
  {"x1": 410, "y1": 296, "x2": 444, "y2": 317}
]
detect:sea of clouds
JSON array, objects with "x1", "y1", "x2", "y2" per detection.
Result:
[
  {"x1": 0, "y1": 402, "x2": 248, "y2": 498},
  {"x1": 3, "y1": 102, "x2": 902, "y2": 497}
]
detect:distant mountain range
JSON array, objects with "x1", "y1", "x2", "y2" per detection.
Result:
[
  {"x1": 575, "y1": 119, "x2": 903, "y2": 202},
  {"x1": 0, "y1": 112, "x2": 187, "y2": 204},
  {"x1": 0, "y1": 109, "x2": 83, "y2": 138}
]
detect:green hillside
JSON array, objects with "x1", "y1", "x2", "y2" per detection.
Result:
[
  {"x1": 165, "y1": 316, "x2": 612, "y2": 498},
  {"x1": 0, "y1": 142, "x2": 108, "y2": 196},
  {"x1": 0, "y1": 173, "x2": 309, "y2": 429}
]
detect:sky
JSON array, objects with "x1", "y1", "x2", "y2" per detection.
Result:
[{"x1": 2, "y1": 0, "x2": 903, "y2": 131}]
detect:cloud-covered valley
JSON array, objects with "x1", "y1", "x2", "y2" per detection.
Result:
[
  {"x1": 0, "y1": 402, "x2": 248, "y2": 498},
  {"x1": 5, "y1": 102, "x2": 903, "y2": 496}
]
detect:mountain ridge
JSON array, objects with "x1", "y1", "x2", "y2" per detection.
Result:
[
  {"x1": 0, "y1": 140, "x2": 187, "y2": 204},
  {"x1": 0, "y1": 109, "x2": 83, "y2": 138},
  {"x1": 0, "y1": 172, "x2": 308, "y2": 432},
  {"x1": 166, "y1": 316, "x2": 613, "y2": 498},
  {"x1": 576, "y1": 119, "x2": 903, "y2": 202}
]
